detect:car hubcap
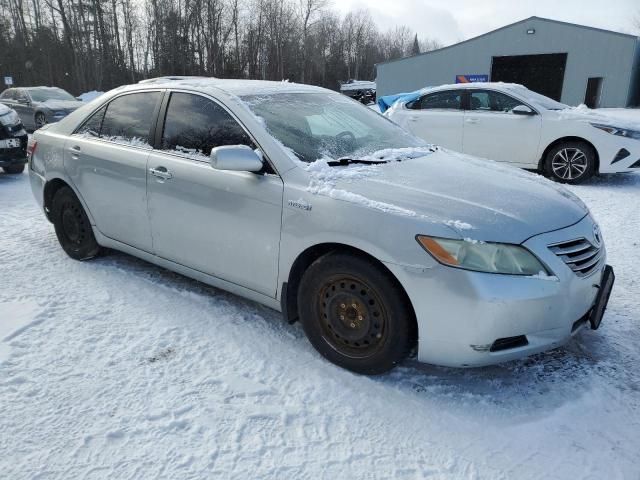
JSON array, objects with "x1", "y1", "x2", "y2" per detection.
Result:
[
  {"x1": 551, "y1": 148, "x2": 588, "y2": 180},
  {"x1": 36, "y1": 115, "x2": 46, "y2": 128},
  {"x1": 61, "y1": 203, "x2": 84, "y2": 245},
  {"x1": 318, "y1": 276, "x2": 386, "y2": 357}
]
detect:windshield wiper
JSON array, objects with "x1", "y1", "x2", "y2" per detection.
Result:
[{"x1": 327, "y1": 157, "x2": 387, "y2": 167}]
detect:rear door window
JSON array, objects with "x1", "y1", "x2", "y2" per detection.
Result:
[
  {"x1": 99, "y1": 92, "x2": 161, "y2": 147},
  {"x1": 77, "y1": 106, "x2": 107, "y2": 137},
  {"x1": 160, "y1": 92, "x2": 254, "y2": 160},
  {"x1": 414, "y1": 91, "x2": 462, "y2": 110}
]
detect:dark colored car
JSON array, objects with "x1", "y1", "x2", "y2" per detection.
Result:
[
  {"x1": 0, "y1": 86, "x2": 83, "y2": 131},
  {"x1": 0, "y1": 104, "x2": 28, "y2": 174}
]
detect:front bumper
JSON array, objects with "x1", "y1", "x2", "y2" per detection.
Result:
[
  {"x1": 597, "y1": 136, "x2": 640, "y2": 173},
  {"x1": 386, "y1": 215, "x2": 606, "y2": 367}
]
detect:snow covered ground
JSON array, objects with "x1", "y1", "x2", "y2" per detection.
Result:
[{"x1": 1, "y1": 169, "x2": 639, "y2": 479}]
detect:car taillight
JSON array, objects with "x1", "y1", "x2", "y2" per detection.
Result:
[{"x1": 27, "y1": 139, "x2": 37, "y2": 160}]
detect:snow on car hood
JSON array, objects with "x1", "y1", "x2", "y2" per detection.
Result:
[
  {"x1": 304, "y1": 148, "x2": 588, "y2": 244},
  {"x1": 555, "y1": 105, "x2": 640, "y2": 130},
  {"x1": 38, "y1": 99, "x2": 83, "y2": 110}
]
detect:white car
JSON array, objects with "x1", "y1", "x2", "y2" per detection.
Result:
[
  {"x1": 385, "y1": 83, "x2": 640, "y2": 184},
  {"x1": 28, "y1": 78, "x2": 614, "y2": 373}
]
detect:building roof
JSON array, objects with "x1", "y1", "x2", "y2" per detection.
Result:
[{"x1": 377, "y1": 16, "x2": 639, "y2": 66}]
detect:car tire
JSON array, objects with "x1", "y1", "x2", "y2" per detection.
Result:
[
  {"x1": 35, "y1": 112, "x2": 46, "y2": 130},
  {"x1": 298, "y1": 252, "x2": 414, "y2": 374},
  {"x1": 2, "y1": 164, "x2": 25, "y2": 174},
  {"x1": 544, "y1": 141, "x2": 596, "y2": 184},
  {"x1": 51, "y1": 186, "x2": 101, "y2": 260}
]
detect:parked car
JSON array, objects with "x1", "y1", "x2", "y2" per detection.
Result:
[
  {"x1": 0, "y1": 103, "x2": 28, "y2": 174},
  {"x1": 0, "y1": 86, "x2": 83, "y2": 131},
  {"x1": 340, "y1": 80, "x2": 376, "y2": 105},
  {"x1": 28, "y1": 78, "x2": 614, "y2": 374},
  {"x1": 384, "y1": 83, "x2": 640, "y2": 184}
]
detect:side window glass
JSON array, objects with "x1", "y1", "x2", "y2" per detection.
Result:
[
  {"x1": 418, "y1": 91, "x2": 461, "y2": 110},
  {"x1": 100, "y1": 92, "x2": 160, "y2": 147},
  {"x1": 15, "y1": 90, "x2": 28, "y2": 102},
  {"x1": 470, "y1": 91, "x2": 525, "y2": 113},
  {"x1": 469, "y1": 92, "x2": 491, "y2": 111},
  {"x1": 161, "y1": 92, "x2": 255, "y2": 160},
  {"x1": 490, "y1": 91, "x2": 525, "y2": 112},
  {"x1": 76, "y1": 106, "x2": 107, "y2": 137}
]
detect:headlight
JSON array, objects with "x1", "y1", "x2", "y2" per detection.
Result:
[
  {"x1": 416, "y1": 235, "x2": 549, "y2": 275},
  {"x1": 591, "y1": 123, "x2": 640, "y2": 140},
  {"x1": 0, "y1": 110, "x2": 20, "y2": 126}
]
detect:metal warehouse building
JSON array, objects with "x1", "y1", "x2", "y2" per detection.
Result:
[{"x1": 376, "y1": 17, "x2": 640, "y2": 108}]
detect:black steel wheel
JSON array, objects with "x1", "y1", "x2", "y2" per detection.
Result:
[
  {"x1": 51, "y1": 186, "x2": 101, "y2": 260},
  {"x1": 298, "y1": 252, "x2": 414, "y2": 374}
]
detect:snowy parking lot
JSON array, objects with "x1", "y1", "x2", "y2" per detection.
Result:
[{"x1": 1, "y1": 168, "x2": 639, "y2": 479}]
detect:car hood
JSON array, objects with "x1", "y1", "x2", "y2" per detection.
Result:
[
  {"x1": 38, "y1": 99, "x2": 83, "y2": 111},
  {"x1": 311, "y1": 148, "x2": 588, "y2": 244}
]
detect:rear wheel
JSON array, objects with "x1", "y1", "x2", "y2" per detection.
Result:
[
  {"x1": 544, "y1": 141, "x2": 596, "y2": 184},
  {"x1": 51, "y1": 186, "x2": 101, "y2": 260},
  {"x1": 35, "y1": 112, "x2": 47, "y2": 130},
  {"x1": 298, "y1": 252, "x2": 414, "y2": 374},
  {"x1": 2, "y1": 164, "x2": 25, "y2": 174}
]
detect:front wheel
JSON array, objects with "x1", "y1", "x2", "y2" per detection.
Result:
[
  {"x1": 298, "y1": 252, "x2": 414, "y2": 374},
  {"x1": 51, "y1": 186, "x2": 101, "y2": 260},
  {"x1": 544, "y1": 141, "x2": 596, "y2": 184},
  {"x1": 2, "y1": 164, "x2": 25, "y2": 174}
]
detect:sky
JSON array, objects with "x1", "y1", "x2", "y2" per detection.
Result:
[{"x1": 333, "y1": 0, "x2": 640, "y2": 45}]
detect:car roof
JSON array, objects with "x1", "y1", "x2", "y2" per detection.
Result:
[
  {"x1": 420, "y1": 82, "x2": 527, "y2": 94},
  {"x1": 127, "y1": 77, "x2": 331, "y2": 96}
]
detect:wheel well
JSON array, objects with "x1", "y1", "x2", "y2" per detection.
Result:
[
  {"x1": 538, "y1": 137, "x2": 600, "y2": 172},
  {"x1": 282, "y1": 243, "x2": 418, "y2": 345},
  {"x1": 43, "y1": 178, "x2": 70, "y2": 221}
]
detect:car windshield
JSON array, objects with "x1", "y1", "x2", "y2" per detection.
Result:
[
  {"x1": 27, "y1": 88, "x2": 76, "y2": 103},
  {"x1": 241, "y1": 92, "x2": 425, "y2": 163},
  {"x1": 509, "y1": 87, "x2": 568, "y2": 110}
]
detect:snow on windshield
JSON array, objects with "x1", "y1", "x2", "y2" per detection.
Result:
[{"x1": 240, "y1": 92, "x2": 426, "y2": 163}]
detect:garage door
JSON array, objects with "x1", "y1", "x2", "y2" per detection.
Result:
[{"x1": 491, "y1": 53, "x2": 567, "y2": 101}]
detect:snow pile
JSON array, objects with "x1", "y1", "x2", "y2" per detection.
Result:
[
  {"x1": 340, "y1": 80, "x2": 376, "y2": 92},
  {"x1": 1, "y1": 165, "x2": 640, "y2": 478},
  {"x1": 78, "y1": 91, "x2": 105, "y2": 102}
]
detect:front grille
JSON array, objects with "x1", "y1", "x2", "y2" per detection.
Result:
[{"x1": 548, "y1": 238, "x2": 603, "y2": 277}]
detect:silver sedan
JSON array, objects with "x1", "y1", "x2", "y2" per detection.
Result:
[
  {"x1": 0, "y1": 86, "x2": 83, "y2": 131},
  {"x1": 27, "y1": 78, "x2": 614, "y2": 374}
]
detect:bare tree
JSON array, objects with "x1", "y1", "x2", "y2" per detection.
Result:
[{"x1": 0, "y1": 0, "x2": 442, "y2": 93}]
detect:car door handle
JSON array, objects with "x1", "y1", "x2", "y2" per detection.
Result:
[
  {"x1": 149, "y1": 166, "x2": 173, "y2": 180},
  {"x1": 68, "y1": 145, "x2": 81, "y2": 158},
  {"x1": 465, "y1": 118, "x2": 479, "y2": 124}
]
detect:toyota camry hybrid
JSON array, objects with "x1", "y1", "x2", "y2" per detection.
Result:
[{"x1": 28, "y1": 78, "x2": 615, "y2": 374}]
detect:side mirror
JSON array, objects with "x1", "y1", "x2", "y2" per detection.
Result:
[
  {"x1": 512, "y1": 105, "x2": 536, "y2": 116},
  {"x1": 210, "y1": 145, "x2": 264, "y2": 172}
]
